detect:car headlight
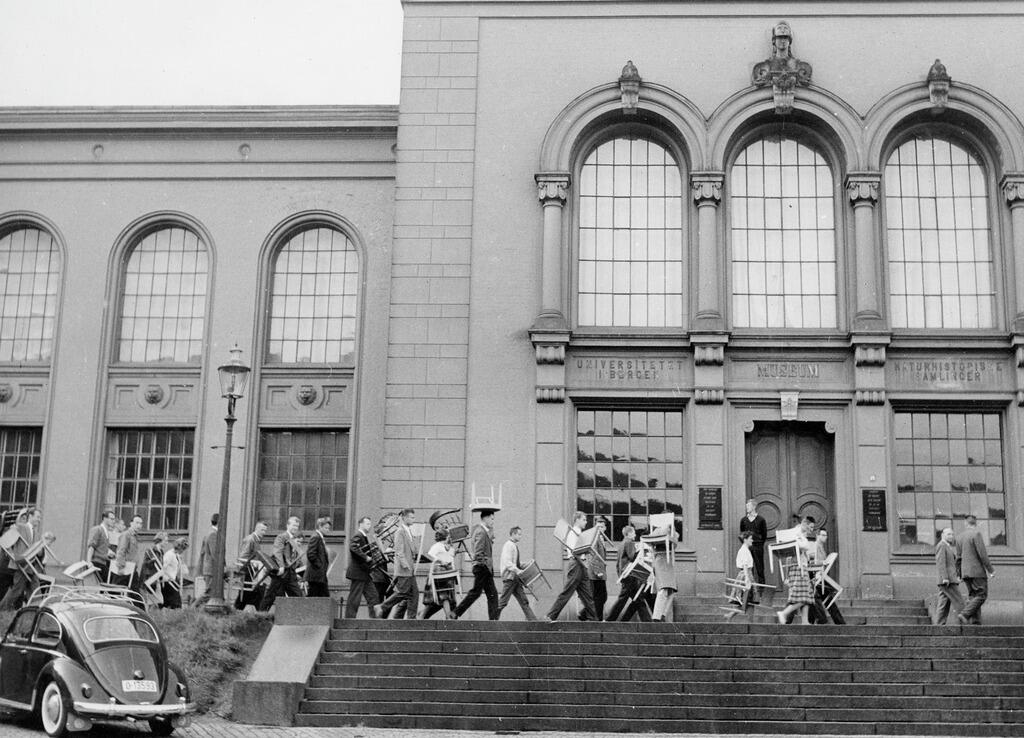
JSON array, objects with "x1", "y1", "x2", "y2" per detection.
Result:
[{"x1": 80, "y1": 683, "x2": 92, "y2": 698}]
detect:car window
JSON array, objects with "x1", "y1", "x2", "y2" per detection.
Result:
[
  {"x1": 4, "y1": 609, "x2": 36, "y2": 643},
  {"x1": 32, "y1": 612, "x2": 63, "y2": 649},
  {"x1": 83, "y1": 616, "x2": 158, "y2": 644}
]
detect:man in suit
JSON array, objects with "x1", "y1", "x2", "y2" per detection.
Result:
[
  {"x1": 344, "y1": 515, "x2": 381, "y2": 618},
  {"x1": 234, "y1": 520, "x2": 268, "y2": 610},
  {"x1": 194, "y1": 513, "x2": 219, "y2": 607},
  {"x1": 934, "y1": 526, "x2": 964, "y2": 625},
  {"x1": 956, "y1": 516, "x2": 995, "y2": 624},
  {"x1": 85, "y1": 510, "x2": 117, "y2": 583},
  {"x1": 259, "y1": 516, "x2": 304, "y2": 611},
  {"x1": 305, "y1": 517, "x2": 332, "y2": 598},
  {"x1": 454, "y1": 507, "x2": 500, "y2": 620},
  {"x1": 583, "y1": 516, "x2": 609, "y2": 621},
  {"x1": 606, "y1": 525, "x2": 652, "y2": 622},
  {"x1": 546, "y1": 511, "x2": 597, "y2": 621},
  {"x1": 739, "y1": 499, "x2": 768, "y2": 598},
  {"x1": 378, "y1": 509, "x2": 419, "y2": 619}
]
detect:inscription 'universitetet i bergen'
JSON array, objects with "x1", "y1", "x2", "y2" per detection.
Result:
[{"x1": 574, "y1": 358, "x2": 685, "y2": 382}]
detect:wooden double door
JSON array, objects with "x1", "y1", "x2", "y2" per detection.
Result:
[{"x1": 744, "y1": 422, "x2": 836, "y2": 558}]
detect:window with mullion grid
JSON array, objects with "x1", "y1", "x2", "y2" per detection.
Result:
[
  {"x1": 0, "y1": 427, "x2": 42, "y2": 509},
  {"x1": 575, "y1": 409, "x2": 684, "y2": 541},
  {"x1": 256, "y1": 429, "x2": 348, "y2": 532},
  {"x1": 104, "y1": 429, "x2": 194, "y2": 533},
  {"x1": 731, "y1": 136, "x2": 837, "y2": 328},
  {"x1": 0, "y1": 227, "x2": 61, "y2": 363},
  {"x1": 894, "y1": 410, "x2": 1006, "y2": 547}
]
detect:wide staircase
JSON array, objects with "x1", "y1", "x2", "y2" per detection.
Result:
[
  {"x1": 296, "y1": 617, "x2": 1024, "y2": 735},
  {"x1": 675, "y1": 594, "x2": 931, "y2": 625}
]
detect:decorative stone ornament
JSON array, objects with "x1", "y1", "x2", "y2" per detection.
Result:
[
  {"x1": 296, "y1": 384, "x2": 318, "y2": 406},
  {"x1": 618, "y1": 60, "x2": 641, "y2": 114},
  {"x1": 0, "y1": 384, "x2": 11, "y2": 403},
  {"x1": 751, "y1": 21, "x2": 813, "y2": 115},
  {"x1": 143, "y1": 385, "x2": 164, "y2": 405},
  {"x1": 927, "y1": 59, "x2": 951, "y2": 112},
  {"x1": 780, "y1": 391, "x2": 799, "y2": 420}
]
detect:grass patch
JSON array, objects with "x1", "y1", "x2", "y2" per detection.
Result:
[{"x1": 0, "y1": 607, "x2": 272, "y2": 718}]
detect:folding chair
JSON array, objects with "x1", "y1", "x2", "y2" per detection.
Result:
[
  {"x1": 767, "y1": 524, "x2": 803, "y2": 573},
  {"x1": 812, "y1": 551, "x2": 843, "y2": 609},
  {"x1": 17, "y1": 538, "x2": 58, "y2": 593},
  {"x1": 63, "y1": 561, "x2": 102, "y2": 585},
  {"x1": 141, "y1": 548, "x2": 171, "y2": 606},
  {"x1": 518, "y1": 559, "x2": 550, "y2": 599}
]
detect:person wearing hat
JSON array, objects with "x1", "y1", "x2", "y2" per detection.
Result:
[{"x1": 453, "y1": 506, "x2": 500, "y2": 620}]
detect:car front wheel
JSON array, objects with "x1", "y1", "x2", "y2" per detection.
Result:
[{"x1": 39, "y1": 680, "x2": 69, "y2": 737}]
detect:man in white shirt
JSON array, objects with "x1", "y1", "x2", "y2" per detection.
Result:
[
  {"x1": 496, "y1": 526, "x2": 537, "y2": 621},
  {"x1": 546, "y1": 511, "x2": 596, "y2": 621}
]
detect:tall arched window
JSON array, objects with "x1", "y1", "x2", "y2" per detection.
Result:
[
  {"x1": 731, "y1": 136, "x2": 836, "y2": 328},
  {"x1": 0, "y1": 226, "x2": 61, "y2": 362},
  {"x1": 266, "y1": 226, "x2": 359, "y2": 364},
  {"x1": 885, "y1": 137, "x2": 993, "y2": 329},
  {"x1": 577, "y1": 137, "x2": 684, "y2": 327},
  {"x1": 117, "y1": 226, "x2": 208, "y2": 363}
]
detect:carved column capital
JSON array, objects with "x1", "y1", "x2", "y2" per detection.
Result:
[
  {"x1": 535, "y1": 172, "x2": 570, "y2": 205},
  {"x1": 846, "y1": 173, "x2": 880, "y2": 205},
  {"x1": 1001, "y1": 174, "x2": 1024, "y2": 205},
  {"x1": 691, "y1": 172, "x2": 724, "y2": 205}
]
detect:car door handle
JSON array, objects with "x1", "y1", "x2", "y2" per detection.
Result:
[{"x1": 17, "y1": 649, "x2": 27, "y2": 654}]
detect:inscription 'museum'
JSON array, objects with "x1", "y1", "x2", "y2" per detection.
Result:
[{"x1": 756, "y1": 362, "x2": 819, "y2": 379}]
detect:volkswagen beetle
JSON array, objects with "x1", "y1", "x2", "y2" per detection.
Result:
[{"x1": 0, "y1": 587, "x2": 194, "y2": 736}]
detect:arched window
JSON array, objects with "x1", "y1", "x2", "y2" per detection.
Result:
[
  {"x1": 117, "y1": 226, "x2": 208, "y2": 363},
  {"x1": 884, "y1": 137, "x2": 993, "y2": 329},
  {"x1": 0, "y1": 226, "x2": 61, "y2": 362},
  {"x1": 731, "y1": 136, "x2": 836, "y2": 328},
  {"x1": 265, "y1": 226, "x2": 359, "y2": 364},
  {"x1": 577, "y1": 137, "x2": 684, "y2": 327}
]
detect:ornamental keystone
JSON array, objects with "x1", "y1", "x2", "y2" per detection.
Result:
[
  {"x1": 751, "y1": 21, "x2": 813, "y2": 115},
  {"x1": 618, "y1": 60, "x2": 642, "y2": 114}
]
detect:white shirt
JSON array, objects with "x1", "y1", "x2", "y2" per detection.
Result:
[
  {"x1": 163, "y1": 548, "x2": 184, "y2": 582},
  {"x1": 500, "y1": 539, "x2": 521, "y2": 579},
  {"x1": 736, "y1": 545, "x2": 754, "y2": 571}
]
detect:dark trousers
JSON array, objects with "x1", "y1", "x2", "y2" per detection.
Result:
[
  {"x1": 161, "y1": 583, "x2": 182, "y2": 609},
  {"x1": 91, "y1": 560, "x2": 111, "y2": 585},
  {"x1": 588, "y1": 579, "x2": 607, "y2": 621},
  {"x1": 751, "y1": 544, "x2": 766, "y2": 593},
  {"x1": 306, "y1": 581, "x2": 330, "y2": 598},
  {"x1": 259, "y1": 569, "x2": 303, "y2": 611},
  {"x1": 934, "y1": 582, "x2": 965, "y2": 625},
  {"x1": 344, "y1": 578, "x2": 380, "y2": 618},
  {"x1": 380, "y1": 575, "x2": 419, "y2": 619},
  {"x1": 0, "y1": 570, "x2": 29, "y2": 610},
  {"x1": 497, "y1": 576, "x2": 537, "y2": 620},
  {"x1": 371, "y1": 576, "x2": 391, "y2": 617},
  {"x1": 547, "y1": 559, "x2": 596, "y2": 621},
  {"x1": 454, "y1": 564, "x2": 499, "y2": 620},
  {"x1": 615, "y1": 578, "x2": 652, "y2": 622},
  {"x1": 960, "y1": 576, "x2": 989, "y2": 623}
]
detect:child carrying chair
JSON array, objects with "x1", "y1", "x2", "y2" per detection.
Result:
[{"x1": 722, "y1": 530, "x2": 775, "y2": 618}]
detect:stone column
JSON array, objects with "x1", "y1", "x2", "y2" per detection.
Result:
[
  {"x1": 846, "y1": 173, "x2": 883, "y2": 330},
  {"x1": 533, "y1": 172, "x2": 570, "y2": 330},
  {"x1": 691, "y1": 172, "x2": 724, "y2": 330},
  {"x1": 1003, "y1": 175, "x2": 1024, "y2": 332}
]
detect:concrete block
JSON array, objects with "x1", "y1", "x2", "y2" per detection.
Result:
[
  {"x1": 439, "y1": 17, "x2": 478, "y2": 40},
  {"x1": 439, "y1": 53, "x2": 478, "y2": 77},
  {"x1": 438, "y1": 89, "x2": 477, "y2": 114},
  {"x1": 272, "y1": 597, "x2": 335, "y2": 626},
  {"x1": 404, "y1": 17, "x2": 441, "y2": 41}
]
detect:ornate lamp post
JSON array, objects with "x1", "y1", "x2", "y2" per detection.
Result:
[{"x1": 204, "y1": 345, "x2": 251, "y2": 614}]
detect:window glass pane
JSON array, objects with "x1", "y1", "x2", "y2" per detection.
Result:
[
  {"x1": 117, "y1": 228, "x2": 207, "y2": 363},
  {"x1": 256, "y1": 430, "x2": 349, "y2": 531},
  {"x1": 893, "y1": 410, "x2": 1005, "y2": 546},
  {"x1": 578, "y1": 138, "x2": 683, "y2": 327},
  {"x1": 0, "y1": 228, "x2": 61, "y2": 362},
  {"x1": 885, "y1": 138, "x2": 993, "y2": 328},
  {"x1": 0, "y1": 427, "x2": 42, "y2": 507},
  {"x1": 575, "y1": 409, "x2": 683, "y2": 541},
  {"x1": 104, "y1": 429, "x2": 194, "y2": 533},
  {"x1": 267, "y1": 228, "x2": 359, "y2": 365},
  {"x1": 731, "y1": 137, "x2": 836, "y2": 328}
]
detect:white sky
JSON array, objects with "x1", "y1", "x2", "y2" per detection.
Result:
[{"x1": 0, "y1": 0, "x2": 403, "y2": 106}]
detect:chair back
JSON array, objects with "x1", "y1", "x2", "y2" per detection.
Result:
[
  {"x1": 774, "y1": 524, "x2": 802, "y2": 544},
  {"x1": 552, "y1": 519, "x2": 572, "y2": 551},
  {"x1": 819, "y1": 551, "x2": 838, "y2": 576}
]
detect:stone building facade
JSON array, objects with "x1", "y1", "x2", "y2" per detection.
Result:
[{"x1": 1, "y1": 1, "x2": 1022, "y2": 617}]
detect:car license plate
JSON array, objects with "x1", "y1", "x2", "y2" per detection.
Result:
[{"x1": 122, "y1": 679, "x2": 157, "y2": 692}]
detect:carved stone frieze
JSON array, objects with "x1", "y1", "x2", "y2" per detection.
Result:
[
  {"x1": 846, "y1": 174, "x2": 880, "y2": 205},
  {"x1": 1002, "y1": 174, "x2": 1024, "y2": 204},
  {"x1": 694, "y1": 345, "x2": 724, "y2": 366},
  {"x1": 535, "y1": 344, "x2": 566, "y2": 365},
  {"x1": 694, "y1": 388, "x2": 724, "y2": 404},
  {"x1": 926, "y1": 59, "x2": 951, "y2": 111},
  {"x1": 855, "y1": 345, "x2": 886, "y2": 367},
  {"x1": 690, "y1": 173, "x2": 724, "y2": 205},
  {"x1": 751, "y1": 21, "x2": 813, "y2": 115},
  {"x1": 536, "y1": 386, "x2": 565, "y2": 403},
  {"x1": 535, "y1": 172, "x2": 570, "y2": 205},
  {"x1": 618, "y1": 60, "x2": 641, "y2": 114},
  {"x1": 855, "y1": 390, "x2": 886, "y2": 406}
]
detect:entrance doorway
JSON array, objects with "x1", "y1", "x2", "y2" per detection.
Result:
[{"x1": 744, "y1": 421, "x2": 836, "y2": 571}]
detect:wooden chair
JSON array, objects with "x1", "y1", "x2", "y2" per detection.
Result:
[
  {"x1": 63, "y1": 561, "x2": 102, "y2": 586},
  {"x1": 812, "y1": 551, "x2": 843, "y2": 609},
  {"x1": 518, "y1": 559, "x2": 550, "y2": 599},
  {"x1": 767, "y1": 524, "x2": 803, "y2": 573}
]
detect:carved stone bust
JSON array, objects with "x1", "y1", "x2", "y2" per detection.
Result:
[
  {"x1": 297, "y1": 384, "x2": 318, "y2": 406},
  {"x1": 751, "y1": 21, "x2": 813, "y2": 114}
]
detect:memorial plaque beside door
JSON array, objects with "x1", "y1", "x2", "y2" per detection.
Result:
[{"x1": 698, "y1": 487, "x2": 722, "y2": 530}]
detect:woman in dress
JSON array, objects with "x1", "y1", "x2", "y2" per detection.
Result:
[
  {"x1": 776, "y1": 546, "x2": 813, "y2": 624},
  {"x1": 161, "y1": 538, "x2": 189, "y2": 609}
]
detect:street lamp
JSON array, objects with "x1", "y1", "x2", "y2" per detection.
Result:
[{"x1": 204, "y1": 345, "x2": 251, "y2": 614}]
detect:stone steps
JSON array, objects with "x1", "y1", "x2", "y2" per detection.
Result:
[{"x1": 295, "y1": 620, "x2": 1024, "y2": 734}]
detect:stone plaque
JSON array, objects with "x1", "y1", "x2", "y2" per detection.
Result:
[
  {"x1": 698, "y1": 486, "x2": 722, "y2": 530},
  {"x1": 888, "y1": 358, "x2": 1009, "y2": 391},
  {"x1": 567, "y1": 356, "x2": 689, "y2": 389},
  {"x1": 730, "y1": 358, "x2": 847, "y2": 387},
  {"x1": 862, "y1": 488, "x2": 887, "y2": 532}
]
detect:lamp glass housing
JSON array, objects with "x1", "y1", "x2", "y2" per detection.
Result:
[{"x1": 217, "y1": 345, "x2": 251, "y2": 399}]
